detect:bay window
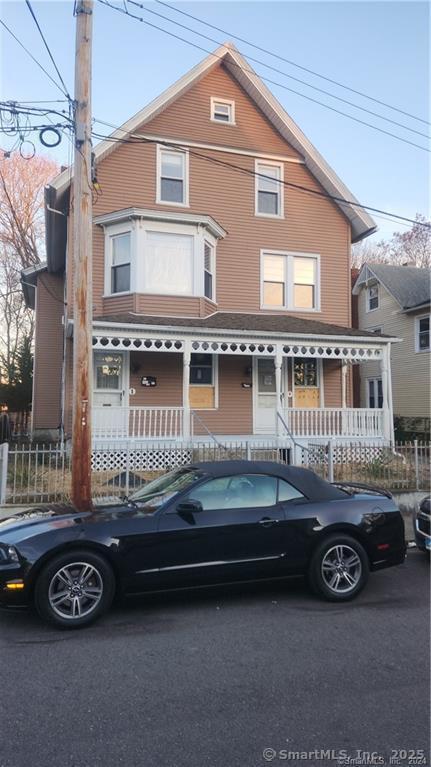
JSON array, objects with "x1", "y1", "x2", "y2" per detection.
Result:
[
  {"x1": 262, "y1": 251, "x2": 319, "y2": 311},
  {"x1": 255, "y1": 161, "x2": 283, "y2": 217},
  {"x1": 204, "y1": 240, "x2": 215, "y2": 301},
  {"x1": 157, "y1": 147, "x2": 188, "y2": 206},
  {"x1": 145, "y1": 231, "x2": 194, "y2": 295}
]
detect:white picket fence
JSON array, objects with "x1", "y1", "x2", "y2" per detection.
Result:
[{"x1": 0, "y1": 439, "x2": 429, "y2": 506}]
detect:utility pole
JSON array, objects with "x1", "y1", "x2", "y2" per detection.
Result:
[{"x1": 71, "y1": 0, "x2": 94, "y2": 511}]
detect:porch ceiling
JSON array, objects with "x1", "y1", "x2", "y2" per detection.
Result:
[{"x1": 80, "y1": 311, "x2": 398, "y2": 362}]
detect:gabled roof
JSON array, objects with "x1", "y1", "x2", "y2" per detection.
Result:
[
  {"x1": 21, "y1": 262, "x2": 48, "y2": 309},
  {"x1": 353, "y1": 262, "x2": 431, "y2": 311},
  {"x1": 48, "y1": 42, "x2": 376, "y2": 244}
]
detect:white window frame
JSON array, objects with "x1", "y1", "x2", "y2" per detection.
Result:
[
  {"x1": 415, "y1": 313, "x2": 430, "y2": 353},
  {"x1": 203, "y1": 239, "x2": 216, "y2": 303},
  {"x1": 260, "y1": 250, "x2": 321, "y2": 313},
  {"x1": 366, "y1": 283, "x2": 379, "y2": 312},
  {"x1": 255, "y1": 159, "x2": 284, "y2": 219},
  {"x1": 366, "y1": 377, "x2": 383, "y2": 409},
  {"x1": 103, "y1": 221, "x2": 135, "y2": 297},
  {"x1": 156, "y1": 145, "x2": 189, "y2": 207},
  {"x1": 210, "y1": 97, "x2": 235, "y2": 125}
]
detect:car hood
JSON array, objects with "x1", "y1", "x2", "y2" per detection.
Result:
[{"x1": 0, "y1": 501, "x2": 141, "y2": 543}]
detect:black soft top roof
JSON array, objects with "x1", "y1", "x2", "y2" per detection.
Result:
[{"x1": 190, "y1": 461, "x2": 346, "y2": 502}]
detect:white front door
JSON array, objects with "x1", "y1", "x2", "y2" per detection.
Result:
[
  {"x1": 254, "y1": 358, "x2": 284, "y2": 434},
  {"x1": 93, "y1": 352, "x2": 128, "y2": 437}
]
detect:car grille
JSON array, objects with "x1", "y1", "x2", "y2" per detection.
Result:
[{"x1": 418, "y1": 513, "x2": 430, "y2": 537}]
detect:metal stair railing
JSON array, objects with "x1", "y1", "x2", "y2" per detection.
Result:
[{"x1": 190, "y1": 410, "x2": 229, "y2": 451}]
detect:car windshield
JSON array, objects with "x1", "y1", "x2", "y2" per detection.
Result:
[{"x1": 129, "y1": 468, "x2": 202, "y2": 512}]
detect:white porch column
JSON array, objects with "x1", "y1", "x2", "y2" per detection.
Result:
[
  {"x1": 381, "y1": 344, "x2": 392, "y2": 442},
  {"x1": 385, "y1": 342, "x2": 395, "y2": 444},
  {"x1": 182, "y1": 341, "x2": 191, "y2": 441},
  {"x1": 341, "y1": 360, "x2": 348, "y2": 409},
  {"x1": 275, "y1": 346, "x2": 282, "y2": 438}
]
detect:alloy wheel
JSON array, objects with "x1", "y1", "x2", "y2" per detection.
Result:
[
  {"x1": 48, "y1": 562, "x2": 104, "y2": 620},
  {"x1": 321, "y1": 544, "x2": 362, "y2": 594}
]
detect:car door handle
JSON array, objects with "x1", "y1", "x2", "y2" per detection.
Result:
[{"x1": 258, "y1": 517, "x2": 279, "y2": 527}]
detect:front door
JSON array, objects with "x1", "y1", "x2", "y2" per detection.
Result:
[
  {"x1": 293, "y1": 359, "x2": 320, "y2": 408},
  {"x1": 93, "y1": 352, "x2": 128, "y2": 436},
  {"x1": 254, "y1": 358, "x2": 284, "y2": 433}
]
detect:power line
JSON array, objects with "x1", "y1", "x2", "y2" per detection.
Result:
[
  {"x1": 154, "y1": 0, "x2": 430, "y2": 127},
  {"x1": 96, "y1": 0, "x2": 429, "y2": 153},
  {"x1": 127, "y1": 0, "x2": 429, "y2": 140},
  {"x1": 91, "y1": 121, "x2": 431, "y2": 229},
  {"x1": 0, "y1": 17, "x2": 69, "y2": 98},
  {"x1": 24, "y1": 0, "x2": 72, "y2": 101}
]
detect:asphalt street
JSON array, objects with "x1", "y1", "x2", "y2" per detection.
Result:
[{"x1": 0, "y1": 550, "x2": 429, "y2": 767}]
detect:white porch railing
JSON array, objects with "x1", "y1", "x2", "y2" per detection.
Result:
[
  {"x1": 282, "y1": 407, "x2": 384, "y2": 438},
  {"x1": 93, "y1": 405, "x2": 385, "y2": 440},
  {"x1": 93, "y1": 406, "x2": 184, "y2": 440}
]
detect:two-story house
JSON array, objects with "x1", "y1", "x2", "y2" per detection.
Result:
[
  {"x1": 353, "y1": 262, "x2": 430, "y2": 440},
  {"x1": 22, "y1": 43, "x2": 396, "y2": 457}
]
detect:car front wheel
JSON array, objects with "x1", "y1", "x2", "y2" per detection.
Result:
[
  {"x1": 34, "y1": 549, "x2": 115, "y2": 629},
  {"x1": 308, "y1": 534, "x2": 369, "y2": 602}
]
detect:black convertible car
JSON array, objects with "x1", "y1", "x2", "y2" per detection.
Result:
[{"x1": 0, "y1": 461, "x2": 406, "y2": 628}]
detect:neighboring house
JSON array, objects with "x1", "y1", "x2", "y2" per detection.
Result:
[
  {"x1": 22, "y1": 43, "x2": 396, "y2": 455},
  {"x1": 353, "y1": 263, "x2": 430, "y2": 440}
]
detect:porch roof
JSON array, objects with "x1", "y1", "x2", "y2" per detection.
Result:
[{"x1": 93, "y1": 311, "x2": 392, "y2": 340}]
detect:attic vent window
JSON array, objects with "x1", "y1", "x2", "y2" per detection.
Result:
[{"x1": 211, "y1": 98, "x2": 235, "y2": 124}]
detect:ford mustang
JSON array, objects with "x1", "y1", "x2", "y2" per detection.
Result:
[{"x1": 0, "y1": 461, "x2": 406, "y2": 628}]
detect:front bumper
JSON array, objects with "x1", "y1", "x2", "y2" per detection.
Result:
[
  {"x1": 0, "y1": 563, "x2": 29, "y2": 606},
  {"x1": 414, "y1": 510, "x2": 431, "y2": 552}
]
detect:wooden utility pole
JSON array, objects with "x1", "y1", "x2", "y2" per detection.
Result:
[{"x1": 71, "y1": 0, "x2": 94, "y2": 511}]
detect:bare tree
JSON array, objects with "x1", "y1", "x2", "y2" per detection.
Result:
[
  {"x1": 352, "y1": 214, "x2": 431, "y2": 269},
  {"x1": 0, "y1": 152, "x2": 58, "y2": 382}
]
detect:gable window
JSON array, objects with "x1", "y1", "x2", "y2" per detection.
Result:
[
  {"x1": 111, "y1": 232, "x2": 131, "y2": 294},
  {"x1": 367, "y1": 378, "x2": 383, "y2": 409},
  {"x1": 210, "y1": 97, "x2": 235, "y2": 124},
  {"x1": 367, "y1": 284, "x2": 379, "y2": 311},
  {"x1": 262, "y1": 251, "x2": 319, "y2": 311},
  {"x1": 255, "y1": 161, "x2": 283, "y2": 217},
  {"x1": 204, "y1": 240, "x2": 215, "y2": 301},
  {"x1": 157, "y1": 147, "x2": 188, "y2": 206},
  {"x1": 416, "y1": 315, "x2": 430, "y2": 352},
  {"x1": 145, "y1": 231, "x2": 193, "y2": 295}
]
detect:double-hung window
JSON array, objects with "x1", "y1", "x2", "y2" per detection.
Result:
[
  {"x1": 416, "y1": 315, "x2": 430, "y2": 352},
  {"x1": 111, "y1": 232, "x2": 131, "y2": 294},
  {"x1": 211, "y1": 98, "x2": 235, "y2": 124},
  {"x1": 157, "y1": 147, "x2": 188, "y2": 205},
  {"x1": 262, "y1": 251, "x2": 319, "y2": 311},
  {"x1": 190, "y1": 353, "x2": 213, "y2": 385},
  {"x1": 368, "y1": 378, "x2": 383, "y2": 409},
  {"x1": 204, "y1": 240, "x2": 215, "y2": 301},
  {"x1": 255, "y1": 161, "x2": 283, "y2": 217},
  {"x1": 367, "y1": 284, "x2": 379, "y2": 311}
]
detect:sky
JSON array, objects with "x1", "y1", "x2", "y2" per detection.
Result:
[{"x1": 0, "y1": 0, "x2": 429, "y2": 243}]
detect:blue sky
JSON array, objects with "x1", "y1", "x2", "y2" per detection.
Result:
[{"x1": 1, "y1": 1, "x2": 429, "y2": 242}]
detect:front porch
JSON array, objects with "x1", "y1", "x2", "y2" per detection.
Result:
[{"x1": 85, "y1": 314, "x2": 394, "y2": 449}]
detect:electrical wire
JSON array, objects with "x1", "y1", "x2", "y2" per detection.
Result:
[
  {"x1": 154, "y1": 0, "x2": 430, "y2": 127},
  {"x1": 96, "y1": 0, "x2": 429, "y2": 153},
  {"x1": 127, "y1": 0, "x2": 429, "y2": 140},
  {"x1": 0, "y1": 18, "x2": 69, "y2": 99},
  {"x1": 91, "y1": 121, "x2": 431, "y2": 229},
  {"x1": 24, "y1": 0, "x2": 72, "y2": 101}
]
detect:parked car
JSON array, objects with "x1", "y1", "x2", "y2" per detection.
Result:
[
  {"x1": 414, "y1": 496, "x2": 430, "y2": 554},
  {"x1": 0, "y1": 461, "x2": 406, "y2": 629}
]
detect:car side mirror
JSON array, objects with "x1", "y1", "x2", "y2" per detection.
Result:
[{"x1": 176, "y1": 500, "x2": 203, "y2": 514}]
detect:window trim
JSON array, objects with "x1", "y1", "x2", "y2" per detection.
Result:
[
  {"x1": 415, "y1": 313, "x2": 430, "y2": 353},
  {"x1": 103, "y1": 221, "x2": 134, "y2": 298},
  {"x1": 210, "y1": 97, "x2": 236, "y2": 125},
  {"x1": 366, "y1": 283, "x2": 379, "y2": 312},
  {"x1": 260, "y1": 250, "x2": 321, "y2": 313},
  {"x1": 255, "y1": 159, "x2": 284, "y2": 219},
  {"x1": 203, "y1": 239, "x2": 216, "y2": 302},
  {"x1": 156, "y1": 145, "x2": 189, "y2": 208}
]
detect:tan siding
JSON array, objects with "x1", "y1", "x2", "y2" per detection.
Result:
[
  {"x1": 322, "y1": 360, "x2": 343, "y2": 408},
  {"x1": 32, "y1": 274, "x2": 64, "y2": 432},
  {"x1": 129, "y1": 352, "x2": 182, "y2": 407},
  {"x1": 357, "y1": 284, "x2": 430, "y2": 418},
  {"x1": 135, "y1": 294, "x2": 202, "y2": 317}
]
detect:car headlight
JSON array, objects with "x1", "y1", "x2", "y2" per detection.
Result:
[{"x1": 0, "y1": 544, "x2": 20, "y2": 564}]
